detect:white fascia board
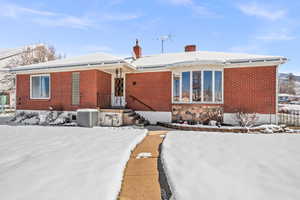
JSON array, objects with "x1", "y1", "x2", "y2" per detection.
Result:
[
  {"x1": 11, "y1": 58, "x2": 134, "y2": 73},
  {"x1": 170, "y1": 64, "x2": 223, "y2": 72},
  {"x1": 14, "y1": 63, "x2": 128, "y2": 75},
  {"x1": 132, "y1": 68, "x2": 171, "y2": 73},
  {"x1": 167, "y1": 60, "x2": 223, "y2": 69},
  {"x1": 166, "y1": 58, "x2": 287, "y2": 70},
  {"x1": 224, "y1": 61, "x2": 285, "y2": 68}
]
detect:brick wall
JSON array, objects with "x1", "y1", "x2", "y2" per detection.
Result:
[
  {"x1": 16, "y1": 66, "x2": 277, "y2": 115},
  {"x1": 224, "y1": 66, "x2": 277, "y2": 114},
  {"x1": 97, "y1": 70, "x2": 111, "y2": 108},
  {"x1": 16, "y1": 70, "x2": 111, "y2": 111},
  {"x1": 126, "y1": 71, "x2": 172, "y2": 112}
]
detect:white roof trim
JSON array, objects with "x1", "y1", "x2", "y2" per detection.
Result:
[
  {"x1": 163, "y1": 57, "x2": 287, "y2": 69},
  {"x1": 10, "y1": 51, "x2": 288, "y2": 73}
]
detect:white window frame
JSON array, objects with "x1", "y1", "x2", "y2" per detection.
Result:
[
  {"x1": 172, "y1": 68, "x2": 224, "y2": 104},
  {"x1": 30, "y1": 74, "x2": 51, "y2": 100}
]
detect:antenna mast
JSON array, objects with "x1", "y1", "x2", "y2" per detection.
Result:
[{"x1": 158, "y1": 34, "x2": 172, "y2": 53}]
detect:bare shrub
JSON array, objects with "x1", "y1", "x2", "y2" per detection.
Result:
[{"x1": 233, "y1": 112, "x2": 259, "y2": 129}]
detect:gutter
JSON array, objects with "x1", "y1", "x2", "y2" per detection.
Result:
[
  {"x1": 224, "y1": 57, "x2": 288, "y2": 65},
  {"x1": 158, "y1": 57, "x2": 287, "y2": 70},
  {"x1": 10, "y1": 55, "x2": 288, "y2": 72},
  {"x1": 0, "y1": 68, "x2": 9, "y2": 73},
  {"x1": 10, "y1": 59, "x2": 136, "y2": 73},
  {"x1": 136, "y1": 60, "x2": 223, "y2": 70}
]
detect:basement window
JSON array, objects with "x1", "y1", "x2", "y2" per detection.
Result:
[{"x1": 30, "y1": 74, "x2": 50, "y2": 99}]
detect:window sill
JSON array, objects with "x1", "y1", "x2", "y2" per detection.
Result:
[
  {"x1": 172, "y1": 102, "x2": 224, "y2": 105},
  {"x1": 30, "y1": 98, "x2": 51, "y2": 101}
]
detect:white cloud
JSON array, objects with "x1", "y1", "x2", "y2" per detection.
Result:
[
  {"x1": 101, "y1": 13, "x2": 139, "y2": 21},
  {"x1": 163, "y1": 0, "x2": 219, "y2": 17},
  {"x1": 166, "y1": 0, "x2": 193, "y2": 6},
  {"x1": 191, "y1": 5, "x2": 219, "y2": 17},
  {"x1": 256, "y1": 33, "x2": 295, "y2": 41},
  {"x1": 0, "y1": 2, "x2": 140, "y2": 29},
  {"x1": 83, "y1": 45, "x2": 112, "y2": 53},
  {"x1": 238, "y1": 2, "x2": 286, "y2": 20},
  {"x1": 229, "y1": 44, "x2": 264, "y2": 54},
  {"x1": 107, "y1": 0, "x2": 124, "y2": 6},
  {"x1": 33, "y1": 16, "x2": 94, "y2": 29},
  {"x1": 0, "y1": 3, "x2": 57, "y2": 18}
]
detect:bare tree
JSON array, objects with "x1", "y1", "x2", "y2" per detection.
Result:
[{"x1": 9, "y1": 45, "x2": 61, "y2": 67}]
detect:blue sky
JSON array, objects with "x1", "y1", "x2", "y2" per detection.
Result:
[{"x1": 0, "y1": 0, "x2": 299, "y2": 74}]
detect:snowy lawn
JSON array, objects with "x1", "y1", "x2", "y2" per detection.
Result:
[
  {"x1": 0, "y1": 113, "x2": 14, "y2": 125},
  {"x1": 0, "y1": 126, "x2": 146, "y2": 200},
  {"x1": 162, "y1": 131, "x2": 300, "y2": 200}
]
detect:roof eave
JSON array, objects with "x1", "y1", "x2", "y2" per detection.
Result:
[
  {"x1": 10, "y1": 59, "x2": 134, "y2": 73},
  {"x1": 164, "y1": 57, "x2": 288, "y2": 69}
]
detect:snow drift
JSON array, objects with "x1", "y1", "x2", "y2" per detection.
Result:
[
  {"x1": 162, "y1": 131, "x2": 300, "y2": 200},
  {"x1": 0, "y1": 126, "x2": 146, "y2": 200}
]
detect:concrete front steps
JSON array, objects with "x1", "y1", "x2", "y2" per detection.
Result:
[
  {"x1": 118, "y1": 131, "x2": 169, "y2": 200},
  {"x1": 123, "y1": 110, "x2": 150, "y2": 127}
]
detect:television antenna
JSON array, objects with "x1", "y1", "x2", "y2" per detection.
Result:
[{"x1": 158, "y1": 34, "x2": 173, "y2": 53}]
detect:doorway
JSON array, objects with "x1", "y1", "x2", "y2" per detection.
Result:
[{"x1": 112, "y1": 69, "x2": 125, "y2": 108}]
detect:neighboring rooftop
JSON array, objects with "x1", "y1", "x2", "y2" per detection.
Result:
[
  {"x1": 0, "y1": 44, "x2": 48, "y2": 71},
  {"x1": 0, "y1": 47, "x2": 26, "y2": 70}
]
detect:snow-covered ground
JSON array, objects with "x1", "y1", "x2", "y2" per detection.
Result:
[
  {"x1": 162, "y1": 131, "x2": 300, "y2": 200},
  {"x1": 0, "y1": 113, "x2": 14, "y2": 125},
  {"x1": 0, "y1": 126, "x2": 146, "y2": 200}
]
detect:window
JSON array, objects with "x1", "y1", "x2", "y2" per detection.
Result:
[
  {"x1": 215, "y1": 71, "x2": 222, "y2": 102},
  {"x1": 0, "y1": 94, "x2": 9, "y2": 105},
  {"x1": 193, "y1": 71, "x2": 201, "y2": 102},
  {"x1": 203, "y1": 71, "x2": 213, "y2": 102},
  {"x1": 173, "y1": 75, "x2": 180, "y2": 102},
  {"x1": 172, "y1": 70, "x2": 223, "y2": 103},
  {"x1": 31, "y1": 75, "x2": 50, "y2": 99},
  {"x1": 181, "y1": 72, "x2": 190, "y2": 102},
  {"x1": 72, "y1": 72, "x2": 80, "y2": 105}
]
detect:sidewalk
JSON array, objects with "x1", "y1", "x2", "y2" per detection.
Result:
[{"x1": 118, "y1": 131, "x2": 168, "y2": 200}]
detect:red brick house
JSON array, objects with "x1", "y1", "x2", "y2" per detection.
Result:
[{"x1": 11, "y1": 41, "x2": 287, "y2": 124}]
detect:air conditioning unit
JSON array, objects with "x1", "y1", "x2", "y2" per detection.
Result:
[{"x1": 77, "y1": 109, "x2": 99, "y2": 127}]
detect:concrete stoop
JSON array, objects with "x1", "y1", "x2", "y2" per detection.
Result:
[{"x1": 118, "y1": 131, "x2": 168, "y2": 200}]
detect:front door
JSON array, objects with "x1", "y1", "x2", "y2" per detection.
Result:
[
  {"x1": 115, "y1": 78, "x2": 124, "y2": 97},
  {"x1": 112, "y1": 69, "x2": 125, "y2": 107}
]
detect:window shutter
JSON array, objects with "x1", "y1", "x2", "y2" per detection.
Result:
[{"x1": 72, "y1": 72, "x2": 80, "y2": 105}]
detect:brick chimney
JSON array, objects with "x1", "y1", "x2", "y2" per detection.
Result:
[
  {"x1": 133, "y1": 39, "x2": 142, "y2": 59},
  {"x1": 185, "y1": 45, "x2": 197, "y2": 52}
]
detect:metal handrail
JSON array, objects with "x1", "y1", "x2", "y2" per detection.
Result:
[{"x1": 129, "y1": 95, "x2": 155, "y2": 111}]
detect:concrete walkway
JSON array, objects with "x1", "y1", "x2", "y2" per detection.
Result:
[{"x1": 118, "y1": 131, "x2": 168, "y2": 200}]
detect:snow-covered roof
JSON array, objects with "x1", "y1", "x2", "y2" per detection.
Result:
[
  {"x1": 0, "y1": 48, "x2": 26, "y2": 70},
  {"x1": 131, "y1": 51, "x2": 287, "y2": 69},
  {"x1": 11, "y1": 53, "x2": 133, "y2": 72},
  {"x1": 0, "y1": 48, "x2": 24, "y2": 61},
  {"x1": 10, "y1": 50, "x2": 287, "y2": 73}
]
